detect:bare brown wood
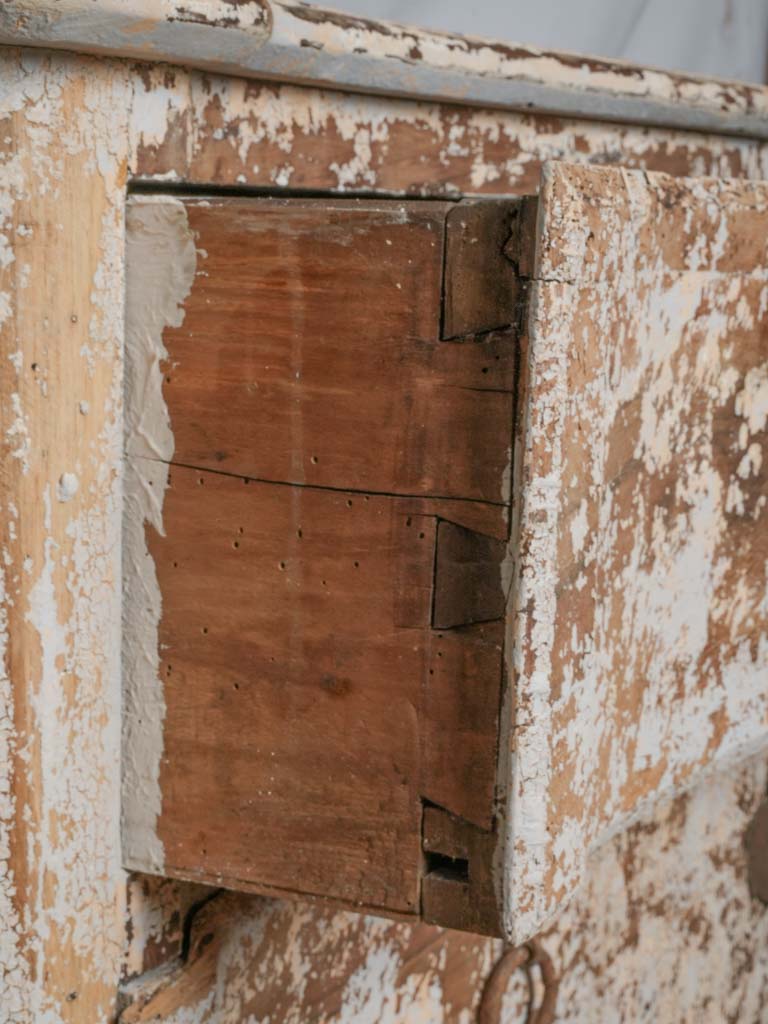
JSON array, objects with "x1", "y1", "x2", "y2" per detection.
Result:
[
  {"x1": 432, "y1": 522, "x2": 506, "y2": 630},
  {"x1": 746, "y1": 798, "x2": 768, "y2": 904},
  {"x1": 442, "y1": 200, "x2": 523, "y2": 339},
  {"x1": 420, "y1": 620, "x2": 504, "y2": 830},
  {"x1": 144, "y1": 198, "x2": 515, "y2": 505},
  {"x1": 421, "y1": 805, "x2": 500, "y2": 936},
  {"x1": 148, "y1": 464, "x2": 436, "y2": 911},
  {"x1": 125, "y1": 194, "x2": 521, "y2": 926}
]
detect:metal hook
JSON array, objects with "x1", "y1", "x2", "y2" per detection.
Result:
[{"x1": 477, "y1": 938, "x2": 558, "y2": 1024}]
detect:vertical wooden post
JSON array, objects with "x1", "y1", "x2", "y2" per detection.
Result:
[{"x1": 0, "y1": 50, "x2": 129, "y2": 1019}]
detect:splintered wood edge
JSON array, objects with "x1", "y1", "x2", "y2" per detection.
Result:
[{"x1": 1, "y1": 1, "x2": 767, "y2": 139}]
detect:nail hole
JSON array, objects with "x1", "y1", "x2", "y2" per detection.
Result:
[
  {"x1": 279, "y1": 561, "x2": 286, "y2": 571},
  {"x1": 202, "y1": 627, "x2": 208, "y2": 635},
  {"x1": 353, "y1": 561, "x2": 359, "y2": 568},
  {"x1": 310, "y1": 455, "x2": 319, "y2": 465},
  {"x1": 297, "y1": 528, "x2": 303, "y2": 538},
  {"x1": 346, "y1": 499, "x2": 353, "y2": 508},
  {"x1": 233, "y1": 541, "x2": 239, "y2": 549}
]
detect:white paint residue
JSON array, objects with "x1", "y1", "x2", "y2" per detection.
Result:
[
  {"x1": 504, "y1": 163, "x2": 768, "y2": 944},
  {"x1": 736, "y1": 363, "x2": 768, "y2": 437},
  {"x1": 56, "y1": 471, "x2": 79, "y2": 502},
  {"x1": 122, "y1": 196, "x2": 196, "y2": 874}
]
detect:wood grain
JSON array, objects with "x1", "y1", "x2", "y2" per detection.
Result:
[
  {"x1": 149, "y1": 464, "x2": 434, "y2": 911},
  {"x1": 118, "y1": 754, "x2": 768, "y2": 1023},
  {"x1": 432, "y1": 522, "x2": 506, "y2": 630},
  {"x1": 126, "y1": 195, "x2": 519, "y2": 924},
  {"x1": 442, "y1": 199, "x2": 523, "y2": 339},
  {"x1": 0, "y1": 55, "x2": 129, "y2": 1021},
  {"x1": 142, "y1": 198, "x2": 515, "y2": 505}
]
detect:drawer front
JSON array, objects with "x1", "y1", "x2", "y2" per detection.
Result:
[{"x1": 123, "y1": 195, "x2": 526, "y2": 930}]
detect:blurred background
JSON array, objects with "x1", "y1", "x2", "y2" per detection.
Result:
[{"x1": 332, "y1": 0, "x2": 768, "y2": 82}]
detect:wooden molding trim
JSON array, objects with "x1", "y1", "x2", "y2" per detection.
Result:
[{"x1": 1, "y1": 0, "x2": 767, "y2": 140}]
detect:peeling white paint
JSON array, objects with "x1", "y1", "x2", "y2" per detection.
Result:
[
  {"x1": 56, "y1": 471, "x2": 79, "y2": 502},
  {"x1": 0, "y1": 26, "x2": 766, "y2": 1022},
  {"x1": 127, "y1": 65, "x2": 768, "y2": 199},
  {"x1": 0, "y1": 49, "x2": 131, "y2": 1022},
  {"x1": 123, "y1": 752, "x2": 768, "y2": 1023},
  {"x1": 3, "y1": 0, "x2": 767, "y2": 139},
  {"x1": 505, "y1": 162, "x2": 768, "y2": 943}
]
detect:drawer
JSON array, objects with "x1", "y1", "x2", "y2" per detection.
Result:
[{"x1": 122, "y1": 164, "x2": 768, "y2": 941}]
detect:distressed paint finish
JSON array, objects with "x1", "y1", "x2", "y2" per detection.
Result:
[
  {"x1": 506, "y1": 162, "x2": 768, "y2": 942},
  {"x1": 0, "y1": 27, "x2": 765, "y2": 1022},
  {"x1": 118, "y1": 753, "x2": 768, "y2": 1023},
  {"x1": 0, "y1": 49, "x2": 131, "y2": 1021},
  {"x1": 2, "y1": 0, "x2": 768, "y2": 139},
  {"x1": 128, "y1": 66, "x2": 768, "y2": 196}
]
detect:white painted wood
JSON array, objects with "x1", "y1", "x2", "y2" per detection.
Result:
[
  {"x1": 0, "y1": 0, "x2": 767, "y2": 138},
  {"x1": 505, "y1": 161, "x2": 768, "y2": 942},
  {"x1": 334, "y1": 0, "x2": 768, "y2": 85}
]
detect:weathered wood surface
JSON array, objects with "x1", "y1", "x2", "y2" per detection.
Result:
[
  {"x1": 123, "y1": 195, "x2": 516, "y2": 922},
  {"x1": 118, "y1": 753, "x2": 768, "y2": 1023},
  {"x1": 1, "y1": 41, "x2": 767, "y2": 1021},
  {"x1": 506, "y1": 162, "x2": 768, "y2": 942},
  {"x1": 0, "y1": 52, "x2": 131, "y2": 1022},
  {"x1": 128, "y1": 66, "x2": 768, "y2": 198},
  {"x1": 3, "y1": 0, "x2": 768, "y2": 139},
  {"x1": 135, "y1": 197, "x2": 512, "y2": 503},
  {"x1": 432, "y1": 522, "x2": 507, "y2": 629},
  {"x1": 442, "y1": 199, "x2": 524, "y2": 339}
]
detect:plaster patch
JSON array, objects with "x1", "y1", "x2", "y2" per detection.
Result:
[{"x1": 121, "y1": 196, "x2": 197, "y2": 874}]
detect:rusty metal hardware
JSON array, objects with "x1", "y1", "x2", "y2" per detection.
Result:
[{"x1": 478, "y1": 938, "x2": 558, "y2": 1024}]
